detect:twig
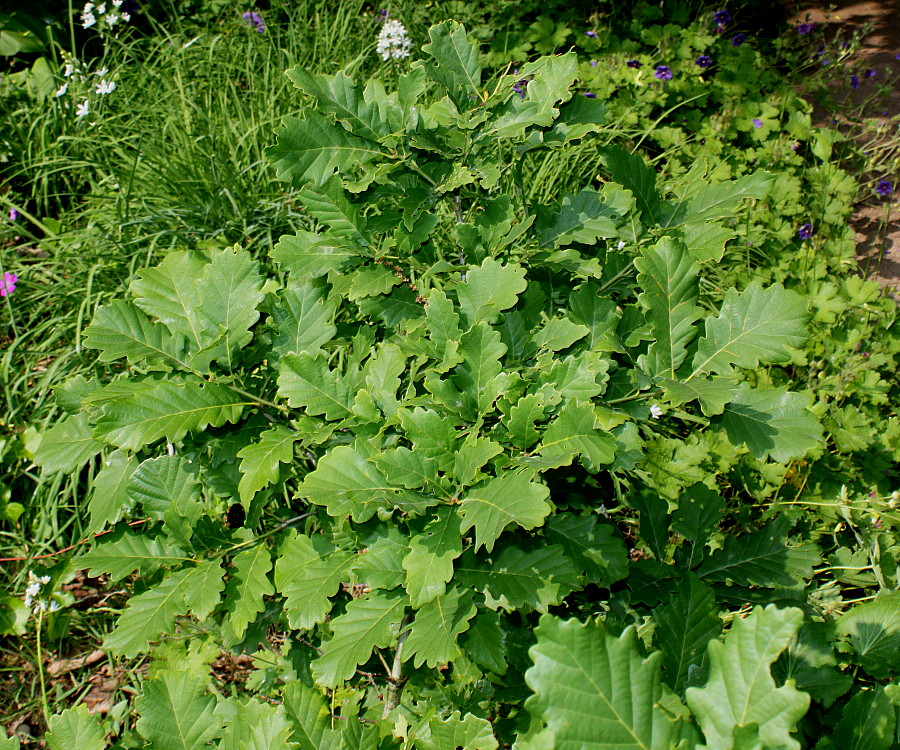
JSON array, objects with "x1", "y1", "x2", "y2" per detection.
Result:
[{"x1": 382, "y1": 616, "x2": 410, "y2": 719}]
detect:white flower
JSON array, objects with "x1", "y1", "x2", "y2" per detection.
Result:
[
  {"x1": 106, "y1": 13, "x2": 119, "y2": 26},
  {"x1": 83, "y1": 2, "x2": 95, "y2": 11},
  {"x1": 376, "y1": 19, "x2": 412, "y2": 61},
  {"x1": 76, "y1": 99, "x2": 90, "y2": 118},
  {"x1": 649, "y1": 404, "x2": 663, "y2": 419},
  {"x1": 96, "y1": 79, "x2": 116, "y2": 95},
  {"x1": 55, "y1": 83, "x2": 69, "y2": 97},
  {"x1": 49, "y1": 601, "x2": 61, "y2": 613},
  {"x1": 97, "y1": 3, "x2": 106, "y2": 13},
  {"x1": 121, "y1": 11, "x2": 130, "y2": 22},
  {"x1": 82, "y1": 11, "x2": 96, "y2": 28},
  {"x1": 617, "y1": 240, "x2": 626, "y2": 251},
  {"x1": 95, "y1": 66, "x2": 108, "y2": 77},
  {"x1": 113, "y1": 0, "x2": 123, "y2": 6},
  {"x1": 63, "y1": 63, "x2": 75, "y2": 78},
  {"x1": 39, "y1": 575, "x2": 51, "y2": 585}
]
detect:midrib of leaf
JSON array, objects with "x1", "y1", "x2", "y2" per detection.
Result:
[
  {"x1": 689, "y1": 312, "x2": 786, "y2": 380},
  {"x1": 557, "y1": 638, "x2": 650, "y2": 750}
]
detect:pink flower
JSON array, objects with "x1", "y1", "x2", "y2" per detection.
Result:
[{"x1": 1, "y1": 272, "x2": 17, "y2": 297}]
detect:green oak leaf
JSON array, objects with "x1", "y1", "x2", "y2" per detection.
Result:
[
  {"x1": 403, "y1": 508, "x2": 462, "y2": 607},
  {"x1": 419, "y1": 711, "x2": 498, "y2": 750},
  {"x1": 311, "y1": 591, "x2": 407, "y2": 688},
  {"x1": 635, "y1": 238, "x2": 701, "y2": 379},
  {"x1": 225, "y1": 545, "x2": 274, "y2": 640},
  {"x1": 457, "y1": 257, "x2": 527, "y2": 326},
  {"x1": 418, "y1": 21, "x2": 482, "y2": 109},
  {"x1": 218, "y1": 698, "x2": 294, "y2": 750},
  {"x1": 34, "y1": 412, "x2": 104, "y2": 474},
  {"x1": 45, "y1": 705, "x2": 106, "y2": 750},
  {"x1": 135, "y1": 670, "x2": 224, "y2": 750},
  {"x1": 525, "y1": 616, "x2": 688, "y2": 750},
  {"x1": 403, "y1": 587, "x2": 477, "y2": 667},
  {"x1": 274, "y1": 531, "x2": 355, "y2": 631},
  {"x1": 237, "y1": 426, "x2": 302, "y2": 506},
  {"x1": 654, "y1": 574, "x2": 721, "y2": 694},
  {"x1": 459, "y1": 471, "x2": 552, "y2": 551},
  {"x1": 717, "y1": 386, "x2": 823, "y2": 463},
  {"x1": 457, "y1": 544, "x2": 579, "y2": 613},
  {"x1": 543, "y1": 513, "x2": 628, "y2": 586},
  {"x1": 268, "y1": 111, "x2": 382, "y2": 187},
  {"x1": 685, "y1": 605, "x2": 809, "y2": 750},
  {"x1": 690, "y1": 282, "x2": 808, "y2": 377},
  {"x1": 277, "y1": 353, "x2": 355, "y2": 421},
  {"x1": 270, "y1": 279, "x2": 338, "y2": 358}
]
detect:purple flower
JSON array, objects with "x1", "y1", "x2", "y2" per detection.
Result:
[
  {"x1": 821, "y1": 59, "x2": 830, "y2": 66},
  {"x1": 851, "y1": 75, "x2": 860, "y2": 89},
  {"x1": 842, "y1": 41, "x2": 849, "y2": 49},
  {"x1": 0, "y1": 272, "x2": 16, "y2": 297},
  {"x1": 797, "y1": 22, "x2": 816, "y2": 35},
  {"x1": 380, "y1": 9, "x2": 388, "y2": 18},
  {"x1": 713, "y1": 10, "x2": 731, "y2": 25},
  {"x1": 896, "y1": 53, "x2": 900, "y2": 60},
  {"x1": 585, "y1": 30, "x2": 597, "y2": 38},
  {"x1": 798, "y1": 223, "x2": 813, "y2": 240},
  {"x1": 875, "y1": 179, "x2": 894, "y2": 197},
  {"x1": 241, "y1": 11, "x2": 266, "y2": 32},
  {"x1": 731, "y1": 33, "x2": 746, "y2": 47},
  {"x1": 626, "y1": 59, "x2": 642, "y2": 69},
  {"x1": 9, "y1": 208, "x2": 18, "y2": 221},
  {"x1": 654, "y1": 65, "x2": 673, "y2": 81},
  {"x1": 695, "y1": 55, "x2": 713, "y2": 68},
  {"x1": 752, "y1": 118, "x2": 762, "y2": 129},
  {"x1": 864, "y1": 69, "x2": 877, "y2": 78},
  {"x1": 590, "y1": 60, "x2": 598, "y2": 68},
  {"x1": 583, "y1": 92, "x2": 596, "y2": 98}
]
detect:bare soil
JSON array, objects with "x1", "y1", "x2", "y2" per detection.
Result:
[{"x1": 790, "y1": 1, "x2": 900, "y2": 287}]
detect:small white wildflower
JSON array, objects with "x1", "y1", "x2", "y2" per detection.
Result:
[
  {"x1": 83, "y1": 2, "x2": 95, "y2": 11},
  {"x1": 95, "y1": 66, "x2": 109, "y2": 77},
  {"x1": 121, "y1": 11, "x2": 130, "y2": 22},
  {"x1": 63, "y1": 63, "x2": 75, "y2": 78},
  {"x1": 96, "y1": 79, "x2": 116, "y2": 95},
  {"x1": 39, "y1": 575, "x2": 51, "y2": 585},
  {"x1": 49, "y1": 600, "x2": 61, "y2": 613},
  {"x1": 76, "y1": 99, "x2": 90, "y2": 118},
  {"x1": 649, "y1": 404, "x2": 663, "y2": 419},
  {"x1": 376, "y1": 19, "x2": 412, "y2": 61},
  {"x1": 113, "y1": 0, "x2": 123, "y2": 6},
  {"x1": 97, "y1": 3, "x2": 106, "y2": 13},
  {"x1": 167, "y1": 442, "x2": 175, "y2": 456},
  {"x1": 106, "y1": 13, "x2": 119, "y2": 26},
  {"x1": 55, "y1": 83, "x2": 68, "y2": 97},
  {"x1": 81, "y1": 11, "x2": 96, "y2": 28},
  {"x1": 617, "y1": 240, "x2": 626, "y2": 251}
]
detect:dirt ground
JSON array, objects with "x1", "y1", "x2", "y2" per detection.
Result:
[{"x1": 789, "y1": 1, "x2": 900, "y2": 287}]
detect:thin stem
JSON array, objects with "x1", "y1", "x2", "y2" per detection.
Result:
[
  {"x1": 382, "y1": 616, "x2": 410, "y2": 719},
  {"x1": 35, "y1": 609, "x2": 51, "y2": 727},
  {"x1": 596, "y1": 259, "x2": 635, "y2": 296},
  {"x1": 226, "y1": 383, "x2": 290, "y2": 414}
]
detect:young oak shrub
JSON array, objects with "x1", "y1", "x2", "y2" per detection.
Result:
[{"x1": 30, "y1": 21, "x2": 837, "y2": 749}]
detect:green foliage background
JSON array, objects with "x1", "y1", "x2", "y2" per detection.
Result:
[{"x1": 2, "y1": 1, "x2": 900, "y2": 748}]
